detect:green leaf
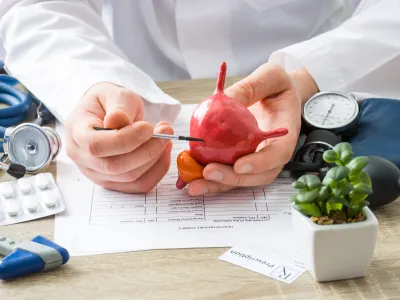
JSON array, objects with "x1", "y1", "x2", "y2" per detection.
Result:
[
  {"x1": 317, "y1": 185, "x2": 331, "y2": 202},
  {"x1": 353, "y1": 183, "x2": 373, "y2": 194},
  {"x1": 332, "y1": 182, "x2": 353, "y2": 196},
  {"x1": 328, "y1": 202, "x2": 343, "y2": 212},
  {"x1": 340, "y1": 150, "x2": 354, "y2": 165},
  {"x1": 305, "y1": 175, "x2": 322, "y2": 190},
  {"x1": 322, "y1": 150, "x2": 338, "y2": 163},
  {"x1": 296, "y1": 190, "x2": 319, "y2": 203},
  {"x1": 333, "y1": 142, "x2": 353, "y2": 157},
  {"x1": 349, "y1": 169, "x2": 362, "y2": 183},
  {"x1": 292, "y1": 181, "x2": 305, "y2": 190},
  {"x1": 297, "y1": 175, "x2": 307, "y2": 184},
  {"x1": 324, "y1": 166, "x2": 350, "y2": 182},
  {"x1": 327, "y1": 195, "x2": 350, "y2": 207},
  {"x1": 346, "y1": 156, "x2": 370, "y2": 172},
  {"x1": 331, "y1": 188, "x2": 341, "y2": 196},
  {"x1": 322, "y1": 176, "x2": 339, "y2": 188},
  {"x1": 359, "y1": 171, "x2": 372, "y2": 186},
  {"x1": 296, "y1": 174, "x2": 322, "y2": 190},
  {"x1": 350, "y1": 203, "x2": 363, "y2": 214},
  {"x1": 347, "y1": 206, "x2": 358, "y2": 218},
  {"x1": 348, "y1": 201, "x2": 369, "y2": 217},
  {"x1": 293, "y1": 203, "x2": 322, "y2": 217},
  {"x1": 349, "y1": 192, "x2": 368, "y2": 204},
  {"x1": 289, "y1": 194, "x2": 298, "y2": 202}
]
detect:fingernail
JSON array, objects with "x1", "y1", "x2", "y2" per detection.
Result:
[
  {"x1": 189, "y1": 186, "x2": 208, "y2": 196},
  {"x1": 155, "y1": 121, "x2": 169, "y2": 127},
  {"x1": 138, "y1": 124, "x2": 152, "y2": 138},
  {"x1": 238, "y1": 163, "x2": 253, "y2": 174},
  {"x1": 207, "y1": 170, "x2": 223, "y2": 181}
]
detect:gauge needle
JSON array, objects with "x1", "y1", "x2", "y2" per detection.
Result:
[
  {"x1": 313, "y1": 113, "x2": 339, "y2": 119},
  {"x1": 322, "y1": 104, "x2": 335, "y2": 124}
]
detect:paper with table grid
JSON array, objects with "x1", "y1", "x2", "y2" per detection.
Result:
[{"x1": 54, "y1": 104, "x2": 295, "y2": 256}]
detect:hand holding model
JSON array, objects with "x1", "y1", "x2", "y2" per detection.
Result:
[
  {"x1": 179, "y1": 62, "x2": 319, "y2": 196},
  {"x1": 64, "y1": 62, "x2": 318, "y2": 195},
  {"x1": 64, "y1": 82, "x2": 174, "y2": 193}
]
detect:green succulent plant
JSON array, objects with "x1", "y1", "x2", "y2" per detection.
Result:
[{"x1": 290, "y1": 142, "x2": 372, "y2": 220}]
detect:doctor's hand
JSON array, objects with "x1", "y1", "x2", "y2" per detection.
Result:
[
  {"x1": 187, "y1": 64, "x2": 319, "y2": 196},
  {"x1": 64, "y1": 82, "x2": 173, "y2": 193}
]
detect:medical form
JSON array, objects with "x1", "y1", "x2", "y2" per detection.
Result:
[
  {"x1": 54, "y1": 104, "x2": 296, "y2": 256},
  {"x1": 89, "y1": 154, "x2": 293, "y2": 226}
]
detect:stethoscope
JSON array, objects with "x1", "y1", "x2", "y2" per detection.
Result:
[{"x1": 0, "y1": 64, "x2": 61, "y2": 179}]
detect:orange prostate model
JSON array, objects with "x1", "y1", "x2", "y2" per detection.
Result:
[{"x1": 176, "y1": 150, "x2": 205, "y2": 189}]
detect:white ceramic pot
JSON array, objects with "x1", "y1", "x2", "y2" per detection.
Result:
[{"x1": 291, "y1": 203, "x2": 379, "y2": 282}]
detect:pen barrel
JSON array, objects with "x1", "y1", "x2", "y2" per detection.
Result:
[
  {"x1": 92, "y1": 127, "x2": 202, "y2": 142},
  {"x1": 152, "y1": 133, "x2": 178, "y2": 140}
]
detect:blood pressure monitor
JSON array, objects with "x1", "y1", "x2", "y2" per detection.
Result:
[
  {"x1": 285, "y1": 91, "x2": 361, "y2": 175},
  {"x1": 301, "y1": 91, "x2": 360, "y2": 137}
]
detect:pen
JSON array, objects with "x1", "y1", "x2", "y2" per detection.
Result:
[{"x1": 92, "y1": 126, "x2": 204, "y2": 142}]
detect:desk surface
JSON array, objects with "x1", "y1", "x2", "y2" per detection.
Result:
[{"x1": 1, "y1": 77, "x2": 400, "y2": 300}]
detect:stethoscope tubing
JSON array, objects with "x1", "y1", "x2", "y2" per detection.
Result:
[{"x1": 0, "y1": 75, "x2": 34, "y2": 151}]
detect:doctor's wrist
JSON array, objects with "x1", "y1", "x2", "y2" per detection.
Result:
[{"x1": 288, "y1": 67, "x2": 319, "y2": 105}]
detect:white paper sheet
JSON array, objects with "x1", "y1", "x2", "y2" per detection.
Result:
[
  {"x1": 219, "y1": 213, "x2": 306, "y2": 284},
  {"x1": 54, "y1": 104, "x2": 296, "y2": 256}
]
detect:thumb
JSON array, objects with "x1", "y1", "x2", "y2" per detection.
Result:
[
  {"x1": 224, "y1": 63, "x2": 292, "y2": 107},
  {"x1": 102, "y1": 88, "x2": 144, "y2": 129}
]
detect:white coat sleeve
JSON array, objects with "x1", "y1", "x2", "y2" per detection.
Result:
[
  {"x1": 269, "y1": 0, "x2": 400, "y2": 101},
  {"x1": 0, "y1": 0, "x2": 181, "y2": 125}
]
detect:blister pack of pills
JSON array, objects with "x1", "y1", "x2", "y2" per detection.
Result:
[{"x1": 0, "y1": 173, "x2": 65, "y2": 226}]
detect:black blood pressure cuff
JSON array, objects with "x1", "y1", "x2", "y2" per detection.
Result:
[{"x1": 349, "y1": 98, "x2": 400, "y2": 168}]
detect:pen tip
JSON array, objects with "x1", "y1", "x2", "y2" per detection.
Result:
[{"x1": 189, "y1": 137, "x2": 204, "y2": 142}]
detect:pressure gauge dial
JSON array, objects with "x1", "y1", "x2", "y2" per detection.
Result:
[{"x1": 302, "y1": 92, "x2": 359, "y2": 132}]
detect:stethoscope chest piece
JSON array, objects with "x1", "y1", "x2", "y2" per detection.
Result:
[{"x1": 3, "y1": 123, "x2": 61, "y2": 173}]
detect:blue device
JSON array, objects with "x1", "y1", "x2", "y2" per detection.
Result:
[{"x1": 0, "y1": 235, "x2": 69, "y2": 280}]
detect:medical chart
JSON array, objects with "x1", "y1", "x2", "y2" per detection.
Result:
[{"x1": 54, "y1": 104, "x2": 296, "y2": 256}]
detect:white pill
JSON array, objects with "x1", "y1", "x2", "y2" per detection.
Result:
[
  {"x1": 0, "y1": 183, "x2": 15, "y2": 198},
  {"x1": 18, "y1": 178, "x2": 33, "y2": 194},
  {"x1": 42, "y1": 191, "x2": 57, "y2": 208},
  {"x1": 24, "y1": 196, "x2": 39, "y2": 212},
  {"x1": 36, "y1": 174, "x2": 51, "y2": 190},
  {"x1": 5, "y1": 200, "x2": 19, "y2": 217}
]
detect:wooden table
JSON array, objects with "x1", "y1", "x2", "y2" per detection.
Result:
[{"x1": 1, "y1": 77, "x2": 400, "y2": 300}]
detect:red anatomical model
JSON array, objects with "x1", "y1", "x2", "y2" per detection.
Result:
[{"x1": 176, "y1": 61, "x2": 288, "y2": 189}]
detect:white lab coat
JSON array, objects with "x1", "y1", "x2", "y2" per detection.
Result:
[{"x1": 0, "y1": 0, "x2": 400, "y2": 126}]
